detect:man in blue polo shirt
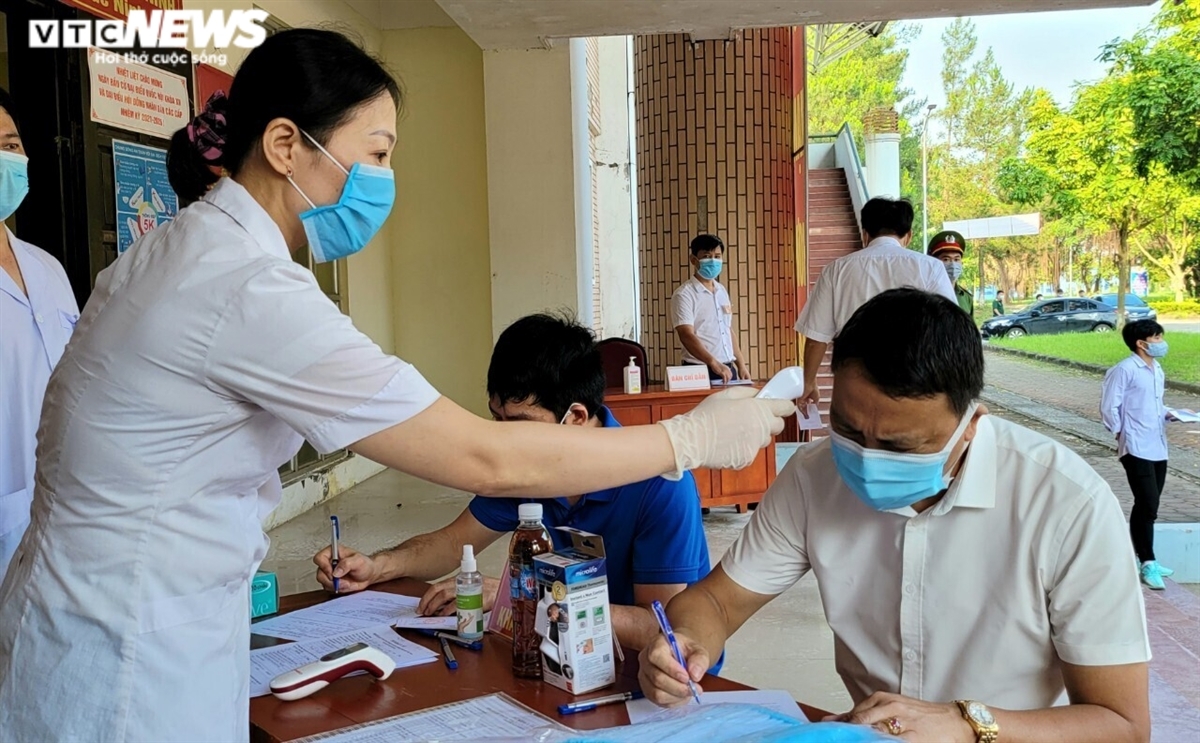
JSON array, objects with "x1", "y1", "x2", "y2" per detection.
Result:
[{"x1": 314, "y1": 313, "x2": 712, "y2": 653}]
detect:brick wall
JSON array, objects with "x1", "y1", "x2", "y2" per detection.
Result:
[{"x1": 634, "y1": 30, "x2": 799, "y2": 381}]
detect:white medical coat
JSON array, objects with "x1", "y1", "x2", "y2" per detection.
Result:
[
  {"x1": 0, "y1": 179, "x2": 440, "y2": 741},
  {"x1": 0, "y1": 229, "x2": 79, "y2": 575}
]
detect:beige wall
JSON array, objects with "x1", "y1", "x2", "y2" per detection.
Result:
[
  {"x1": 382, "y1": 27, "x2": 493, "y2": 413},
  {"x1": 483, "y1": 47, "x2": 579, "y2": 339}
]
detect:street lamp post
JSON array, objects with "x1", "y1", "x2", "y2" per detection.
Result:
[{"x1": 921, "y1": 103, "x2": 937, "y2": 245}]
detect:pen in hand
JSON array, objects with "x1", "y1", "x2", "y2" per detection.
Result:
[
  {"x1": 329, "y1": 516, "x2": 340, "y2": 594},
  {"x1": 650, "y1": 600, "x2": 701, "y2": 705}
]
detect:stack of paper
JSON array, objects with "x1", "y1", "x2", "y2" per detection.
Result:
[
  {"x1": 626, "y1": 690, "x2": 808, "y2": 724},
  {"x1": 250, "y1": 624, "x2": 437, "y2": 697},
  {"x1": 252, "y1": 590, "x2": 456, "y2": 641},
  {"x1": 1168, "y1": 408, "x2": 1200, "y2": 423}
]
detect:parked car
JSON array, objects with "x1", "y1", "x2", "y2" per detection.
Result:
[
  {"x1": 1092, "y1": 293, "x2": 1158, "y2": 321},
  {"x1": 981, "y1": 298, "x2": 1118, "y2": 339}
]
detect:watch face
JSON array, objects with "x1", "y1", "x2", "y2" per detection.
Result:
[{"x1": 968, "y1": 701, "x2": 996, "y2": 726}]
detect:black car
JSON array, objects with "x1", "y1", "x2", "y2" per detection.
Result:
[
  {"x1": 981, "y1": 298, "x2": 1118, "y2": 339},
  {"x1": 1092, "y1": 294, "x2": 1158, "y2": 321}
]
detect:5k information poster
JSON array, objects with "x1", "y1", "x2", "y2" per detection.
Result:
[{"x1": 113, "y1": 140, "x2": 179, "y2": 254}]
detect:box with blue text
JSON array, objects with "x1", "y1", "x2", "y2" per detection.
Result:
[
  {"x1": 250, "y1": 571, "x2": 278, "y2": 619},
  {"x1": 533, "y1": 528, "x2": 615, "y2": 694}
]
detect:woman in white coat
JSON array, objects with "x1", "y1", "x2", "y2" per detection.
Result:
[
  {"x1": 0, "y1": 87, "x2": 80, "y2": 576},
  {"x1": 0, "y1": 30, "x2": 791, "y2": 742}
]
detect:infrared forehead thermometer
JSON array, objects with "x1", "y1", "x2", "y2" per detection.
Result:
[
  {"x1": 269, "y1": 642, "x2": 395, "y2": 701},
  {"x1": 756, "y1": 366, "x2": 805, "y2": 401}
]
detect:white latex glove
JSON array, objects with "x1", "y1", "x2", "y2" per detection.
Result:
[{"x1": 658, "y1": 387, "x2": 795, "y2": 478}]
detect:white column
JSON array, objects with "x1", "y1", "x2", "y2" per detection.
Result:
[{"x1": 864, "y1": 132, "x2": 902, "y2": 200}]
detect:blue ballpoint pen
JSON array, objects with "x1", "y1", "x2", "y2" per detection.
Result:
[
  {"x1": 558, "y1": 691, "x2": 644, "y2": 715},
  {"x1": 650, "y1": 600, "x2": 701, "y2": 705},
  {"x1": 329, "y1": 516, "x2": 340, "y2": 594}
]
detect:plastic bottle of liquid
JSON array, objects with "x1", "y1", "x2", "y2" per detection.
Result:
[
  {"x1": 455, "y1": 545, "x2": 484, "y2": 641},
  {"x1": 508, "y1": 503, "x2": 552, "y2": 678},
  {"x1": 623, "y1": 356, "x2": 642, "y2": 394}
]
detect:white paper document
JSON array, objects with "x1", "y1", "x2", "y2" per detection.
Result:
[
  {"x1": 249, "y1": 624, "x2": 437, "y2": 697},
  {"x1": 625, "y1": 689, "x2": 809, "y2": 725},
  {"x1": 796, "y1": 402, "x2": 824, "y2": 431},
  {"x1": 292, "y1": 693, "x2": 569, "y2": 743},
  {"x1": 1168, "y1": 408, "x2": 1200, "y2": 423},
  {"x1": 252, "y1": 591, "x2": 455, "y2": 640}
]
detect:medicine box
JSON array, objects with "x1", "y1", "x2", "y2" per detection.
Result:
[
  {"x1": 533, "y1": 528, "x2": 615, "y2": 695},
  {"x1": 250, "y1": 570, "x2": 278, "y2": 619}
]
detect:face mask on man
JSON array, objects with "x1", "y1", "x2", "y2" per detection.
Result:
[
  {"x1": 945, "y1": 261, "x2": 964, "y2": 283},
  {"x1": 0, "y1": 150, "x2": 30, "y2": 221},
  {"x1": 830, "y1": 404, "x2": 977, "y2": 511},
  {"x1": 697, "y1": 258, "x2": 722, "y2": 280},
  {"x1": 287, "y1": 130, "x2": 395, "y2": 263},
  {"x1": 1145, "y1": 340, "x2": 1168, "y2": 358}
]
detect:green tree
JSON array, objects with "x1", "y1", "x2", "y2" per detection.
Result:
[{"x1": 806, "y1": 25, "x2": 920, "y2": 140}]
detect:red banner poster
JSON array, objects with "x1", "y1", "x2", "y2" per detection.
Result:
[{"x1": 194, "y1": 63, "x2": 233, "y2": 114}]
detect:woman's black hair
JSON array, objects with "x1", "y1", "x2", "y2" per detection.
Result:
[
  {"x1": 0, "y1": 86, "x2": 22, "y2": 135},
  {"x1": 166, "y1": 29, "x2": 401, "y2": 203}
]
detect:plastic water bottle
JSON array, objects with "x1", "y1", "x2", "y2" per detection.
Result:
[
  {"x1": 456, "y1": 545, "x2": 484, "y2": 641},
  {"x1": 509, "y1": 503, "x2": 552, "y2": 678}
]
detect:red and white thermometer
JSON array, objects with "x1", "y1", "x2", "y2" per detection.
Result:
[{"x1": 269, "y1": 642, "x2": 395, "y2": 701}]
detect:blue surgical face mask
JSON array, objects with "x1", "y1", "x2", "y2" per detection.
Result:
[
  {"x1": 1145, "y1": 340, "x2": 1168, "y2": 358},
  {"x1": 945, "y1": 260, "x2": 964, "y2": 283},
  {"x1": 0, "y1": 150, "x2": 30, "y2": 221},
  {"x1": 288, "y1": 131, "x2": 395, "y2": 263},
  {"x1": 830, "y1": 405, "x2": 977, "y2": 512},
  {"x1": 697, "y1": 258, "x2": 722, "y2": 280}
]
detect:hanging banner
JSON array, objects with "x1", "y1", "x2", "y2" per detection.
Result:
[
  {"x1": 88, "y1": 46, "x2": 189, "y2": 139},
  {"x1": 194, "y1": 63, "x2": 233, "y2": 113},
  {"x1": 113, "y1": 140, "x2": 178, "y2": 254},
  {"x1": 59, "y1": 0, "x2": 183, "y2": 23}
]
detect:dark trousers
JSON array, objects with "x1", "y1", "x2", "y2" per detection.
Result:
[
  {"x1": 685, "y1": 360, "x2": 739, "y2": 381},
  {"x1": 1120, "y1": 454, "x2": 1167, "y2": 563}
]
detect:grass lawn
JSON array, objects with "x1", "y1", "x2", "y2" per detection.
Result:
[{"x1": 991, "y1": 331, "x2": 1200, "y2": 385}]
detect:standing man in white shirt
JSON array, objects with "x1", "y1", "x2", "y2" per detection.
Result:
[
  {"x1": 641, "y1": 288, "x2": 1151, "y2": 743},
  {"x1": 671, "y1": 234, "x2": 750, "y2": 384},
  {"x1": 795, "y1": 197, "x2": 954, "y2": 404},
  {"x1": 1101, "y1": 319, "x2": 1178, "y2": 590}
]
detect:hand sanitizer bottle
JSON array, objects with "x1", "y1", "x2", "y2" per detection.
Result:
[
  {"x1": 623, "y1": 356, "x2": 642, "y2": 394},
  {"x1": 456, "y1": 545, "x2": 484, "y2": 640}
]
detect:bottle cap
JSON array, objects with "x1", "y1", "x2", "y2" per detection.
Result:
[
  {"x1": 629, "y1": 356, "x2": 637, "y2": 365},
  {"x1": 518, "y1": 503, "x2": 543, "y2": 522},
  {"x1": 460, "y1": 544, "x2": 477, "y2": 573}
]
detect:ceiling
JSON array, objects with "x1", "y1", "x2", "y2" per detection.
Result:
[{"x1": 419, "y1": 0, "x2": 1153, "y2": 50}]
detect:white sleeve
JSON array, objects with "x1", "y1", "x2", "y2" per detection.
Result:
[
  {"x1": 794, "y1": 266, "x2": 838, "y2": 343},
  {"x1": 671, "y1": 286, "x2": 696, "y2": 329},
  {"x1": 720, "y1": 460, "x2": 810, "y2": 595},
  {"x1": 1099, "y1": 366, "x2": 1127, "y2": 435},
  {"x1": 204, "y1": 261, "x2": 441, "y2": 454},
  {"x1": 927, "y1": 259, "x2": 957, "y2": 302},
  {"x1": 1048, "y1": 486, "x2": 1151, "y2": 666}
]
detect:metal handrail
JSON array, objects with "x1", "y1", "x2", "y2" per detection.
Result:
[{"x1": 832, "y1": 123, "x2": 869, "y2": 232}]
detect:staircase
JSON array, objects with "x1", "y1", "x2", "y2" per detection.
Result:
[{"x1": 805, "y1": 168, "x2": 863, "y2": 433}]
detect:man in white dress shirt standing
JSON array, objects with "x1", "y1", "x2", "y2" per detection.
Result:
[
  {"x1": 641, "y1": 288, "x2": 1151, "y2": 743},
  {"x1": 795, "y1": 197, "x2": 954, "y2": 405},
  {"x1": 1101, "y1": 319, "x2": 1178, "y2": 590},
  {"x1": 671, "y1": 234, "x2": 750, "y2": 384}
]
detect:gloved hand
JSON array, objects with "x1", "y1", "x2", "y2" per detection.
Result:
[{"x1": 658, "y1": 387, "x2": 795, "y2": 479}]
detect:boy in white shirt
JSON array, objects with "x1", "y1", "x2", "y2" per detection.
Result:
[
  {"x1": 671, "y1": 234, "x2": 750, "y2": 384},
  {"x1": 1100, "y1": 319, "x2": 1179, "y2": 590}
]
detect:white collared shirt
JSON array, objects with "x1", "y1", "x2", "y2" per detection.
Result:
[
  {"x1": 721, "y1": 415, "x2": 1150, "y2": 710},
  {"x1": 0, "y1": 229, "x2": 79, "y2": 573},
  {"x1": 671, "y1": 277, "x2": 735, "y2": 364},
  {"x1": 1101, "y1": 354, "x2": 1168, "y2": 461},
  {"x1": 0, "y1": 178, "x2": 441, "y2": 741},
  {"x1": 794, "y1": 236, "x2": 956, "y2": 342}
]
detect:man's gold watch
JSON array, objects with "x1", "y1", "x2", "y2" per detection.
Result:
[{"x1": 955, "y1": 700, "x2": 999, "y2": 743}]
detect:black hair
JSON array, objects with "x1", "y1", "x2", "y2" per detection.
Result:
[
  {"x1": 167, "y1": 92, "x2": 228, "y2": 207},
  {"x1": 0, "y1": 86, "x2": 21, "y2": 136},
  {"x1": 832, "y1": 288, "x2": 984, "y2": 417},
  {"x1": 488, "y1": 313, "x2": 605, "y2": 421},
  {"x1": 1122, "y1": 319, "x2": 1164, "y2": 352},
  {"x1": 167, "y1": 29, "x2": 401, "y2": 203},
  {"x1": 860, "y1": 197, "x2": 914, "y2": 239},
  {"x1": 689, "y1": 234, "x2": 725, "y2": 256}
]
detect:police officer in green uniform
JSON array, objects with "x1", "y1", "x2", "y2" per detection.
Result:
[{"x1": 927, "y1": 230, "x2": 973, "y2": 317}]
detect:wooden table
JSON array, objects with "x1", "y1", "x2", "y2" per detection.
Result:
[
  {"x1": 604, "y1": 385, "x2": 777, "y2": 512},
  {"x1": 250, "y1": 580, "x2": 828, "y2": 742}
]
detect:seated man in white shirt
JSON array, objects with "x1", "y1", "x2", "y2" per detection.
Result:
[
  {"x1": 795, "y1": 197, "x2": 955, "y2": 404},
  {"x1": 670, "y1": 234, "x2": 750, "y2": 384},
  {"x1": 640, "y1": 288, "x2": 1151, "y2": 743}
]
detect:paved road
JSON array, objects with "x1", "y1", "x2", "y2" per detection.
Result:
[
  {"x1": 1162, "y1": 320, "x2": 1199, "y2": 333},
  {"x1": 982, "y1": 352, "x2": 1200, "y2": 523}
]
